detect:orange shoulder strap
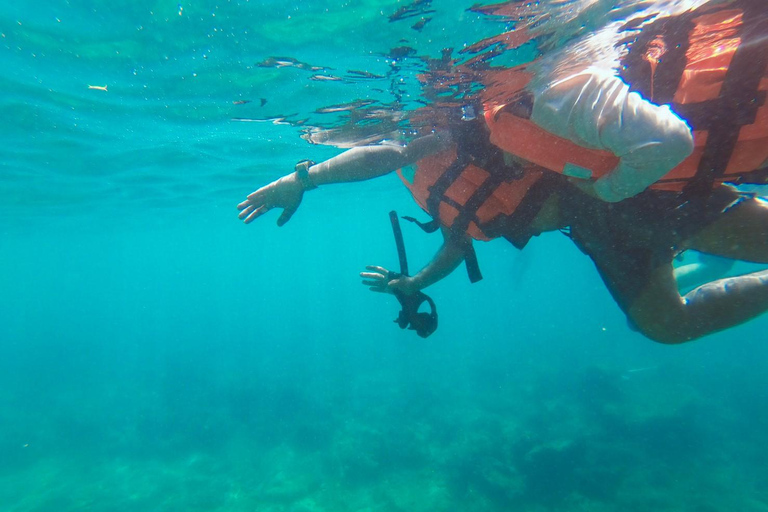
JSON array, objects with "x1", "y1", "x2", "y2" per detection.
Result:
[{"x1": 484, "y1": 105, "x2": 619, "y2": 180}]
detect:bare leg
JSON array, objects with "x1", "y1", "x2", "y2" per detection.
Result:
[
  {"x1": 629, "y1": 264, "x2": 768, "y2": 344},
  {"x1": 684, "y1": 196, "x2": 768, "y2": 262},
  {"x1": 629, "y1": 197, "x2": 768, "y2": 343},
  {"x1": 673, "y1": 253, "x2": 735, "y2": 292}
]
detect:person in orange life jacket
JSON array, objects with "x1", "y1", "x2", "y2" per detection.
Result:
[
  {"x1": 236, "y1": 111, "x2": 768, "y2": 344},
  {"x1": 459, "y1": 0, "x2": 768, "y2": 342},
  {"x1": 238, "y1": 1, "x2": 768, "y2": 343},
  {"x1": 478, "y1": 0, "x2": 768, "y2": 343}
]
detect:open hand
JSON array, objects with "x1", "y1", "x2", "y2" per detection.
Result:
[
  {"x1": 237, "y1": 174, "x2": 304, "y2": 226},
  {"x1": 360, "y1": 265, "x2": 416, "y2": 295}
]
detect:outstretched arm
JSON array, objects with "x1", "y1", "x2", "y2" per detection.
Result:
[
  {"x1": 237, "y1": 133, "x2": 450, "y2": 225},
  {"x1": 362, "y1": 227, "x2": 472, "y2": 295}
]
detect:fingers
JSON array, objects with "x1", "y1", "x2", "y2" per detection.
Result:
[
  {"x1": 245, "y1": 184, "x2": 272, "y2": 203},
  {"x1": 237, "y1": 196, "x2": 268, "y2": 221},
  {"x1": 237, "y1": 183, "x2": 273, "y2": 220},
  {"x1": 276, "y1": 206, "x2": 298, "y2": 227},
  {"x1": 360, "y1": 265, "x2": 391, "y2": 293},
  {"x1": 238, "y1": 204, "x2": 255, "y2": 219},
  {"x1": 238, "y1": 186, "x2": 270, "y2": 211},
  {"x1": 361, "y1": 266, "x2": 390, "y2": 281},
  {"x1": 237, "y1": 202, "x2": 296, "y2": 226},
  {"x1": 363, "y1": 279, "x2": 389, "y2": 293},
  {"x1": 237, "y1": 188, "x2": 272, "y2": 223},
  {"x1": 360, "y1": 271, "x2": 387, "y2": 282},
  {"x1": 244, "y1": 206, "x2": 269, "y2": 224}
]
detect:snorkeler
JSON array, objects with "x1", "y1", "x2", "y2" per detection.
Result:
[
  {"x1": 237, "y1": 125, "x2": 768, "y2": 344},
  {"x1": 238, "y1": 0, "x2": 768, "y2": 343}
]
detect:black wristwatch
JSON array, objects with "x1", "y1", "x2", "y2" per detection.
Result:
[{"x1": 294, "y1": 160, "x2": 318, "y2": 191}]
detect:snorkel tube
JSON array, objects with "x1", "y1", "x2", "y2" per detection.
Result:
[{"x1": 388, "y1": 211, "x2": 438, "y2": 338}]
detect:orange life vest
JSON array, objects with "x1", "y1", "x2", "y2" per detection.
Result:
[
  {"x1": 484, "y1": 0, "x2": 768, "y2": 192},
  {"x1": 398, "y1": 120, "x2": 562, "y2": 244}
]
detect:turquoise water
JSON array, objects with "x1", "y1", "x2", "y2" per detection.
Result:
[{"x1": 2, "y1": 1, "x2": 768, "y2": 511}]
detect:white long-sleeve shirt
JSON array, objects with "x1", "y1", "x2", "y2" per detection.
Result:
[{"x1": 529, "y1": 67, "x2": 694, "y2": 202}]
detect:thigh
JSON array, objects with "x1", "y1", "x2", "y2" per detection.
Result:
[
  {"x1": 565, "y1": 192, "x2": 677, "y2": 314},
  {"x1": 685, "y1": 196, "x2": 768, "y2": 263},
  {"x1": 581, "y1": 241, "x2": 664, "y2": 316},
  {"x1": 625, "y1": 263, "x2": 689, "y2": 343}
]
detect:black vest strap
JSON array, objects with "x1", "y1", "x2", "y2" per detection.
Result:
[
  {"x1": 424, "y1": 118, "x2": 492, "y2": 220},
  {"x1": 402, "y1": 216, "x2": 440, "y2": 233},
  {"x1": 422, "y1": 115, "x2": 563, "y2": 253},
  {"x1": 463, "y1": 244, "x2": 483, "y2": 283},
  {"x1": 425, "y1": 154, "x2": 469, "y2": 221},
  {"x1": 483, "y1": 171, "x2": 565, "y2": 249},
  {"x1": 422, "y1": 118, "x2": 509, "y2": 284},
  {"x1": 621, "y1": 0, "x2": 768, "y2": 194},
  {"x1": 450, "y1": 172, "x2": 508, "y2": 235},
  {"x1": 403, "y1": 213, "x2": 483, "y2": 283},
  {"x1": 684, "y1": 5, "x2": 768, "y2": 194}
]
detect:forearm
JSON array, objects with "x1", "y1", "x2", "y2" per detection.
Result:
[
  {"x1": 239, "y1": 133, "x2": 449, "y2": 226},
  {"x1": 308, "y1": 133, "x2": 450, "y2": 186},
  {"x1": 361, "y1": 225, "x2": 471, "y2": 296},
  {"x1": 407, "y1": 228, "x2": 471, "y2": 292}
]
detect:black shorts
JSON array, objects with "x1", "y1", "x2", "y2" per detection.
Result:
[{"x1": 560, "y1": 185, "x2": 750, "y2": 312}]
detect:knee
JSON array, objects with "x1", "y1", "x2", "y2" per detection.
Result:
[
  {"x1": 640, "y1": 326, "x2": 697, "y2": 345},
  {"x1": 626, "y1": 310, "x2": 699, "y2": 344}
]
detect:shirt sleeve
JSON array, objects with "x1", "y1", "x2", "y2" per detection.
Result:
[{"x1": 529, "y1": 68, "x2": 694, "y2": 202}]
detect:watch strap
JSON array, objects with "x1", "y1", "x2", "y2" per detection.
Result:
[{"x1": 294, "y1": 160, "x2": 318, "y2": 191}]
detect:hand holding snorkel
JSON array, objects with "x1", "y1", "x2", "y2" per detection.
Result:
[
  {"x1": 360, "y1": 265, "x2": 417, "y2": 296},
  {"x1": 359, "y1": 211, "x2": 439, "y2": 338}
]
